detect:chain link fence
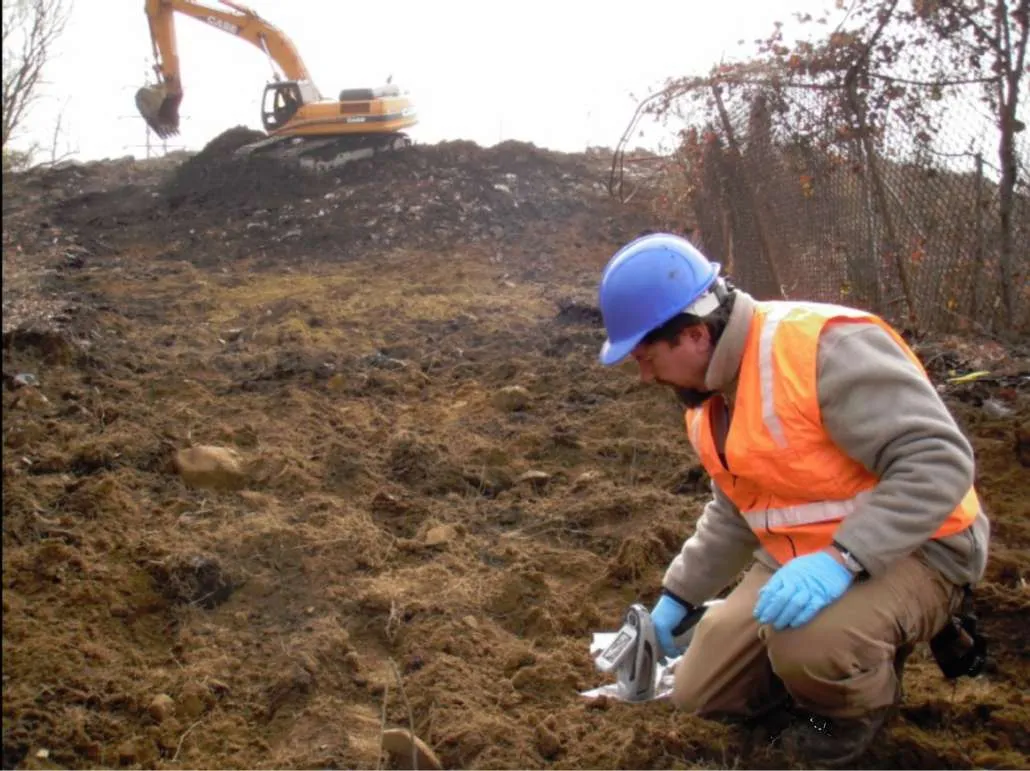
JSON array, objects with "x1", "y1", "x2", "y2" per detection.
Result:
[{"x1": 611, "y1": 68, "x2": 1030, "y2": 335}]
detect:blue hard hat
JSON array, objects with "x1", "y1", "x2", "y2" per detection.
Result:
[{"x1": 598, "y1": 233, "x2": 721, "y2": 366}]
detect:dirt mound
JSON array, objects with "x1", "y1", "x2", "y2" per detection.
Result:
[
  {"x1": 192, "y1": 125, "x2": 266, "y2": 161},
  {"x1": 2, "y1": 133, "x2": 1028, "y2": 770},
  {"x1": 162, "y1": 126, "x2": 323, "y2": 211},
  {"x1": 155, "y1": 132, "x2": 614, "y2": 264},
  {"x1": 26, "y1": 130, "x2": 630, "y2": 278}
]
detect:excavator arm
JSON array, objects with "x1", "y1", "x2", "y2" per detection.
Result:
[{"x1": 136, "y1": 0, "x2": 320, "y2": 138}]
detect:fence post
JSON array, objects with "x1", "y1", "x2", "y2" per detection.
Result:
[
  {"x1": 863, "y1": 140, "x2": 920, "y2": 327},
  {"x1": 969, "y1": 153, "x2": 987, "y2": 320},
  {"x1": 997, "y1": 104, "x2": 1020, "y2": 332},
  {"x1": 857, "y1": 143, "x2": 884, "y2": 312},
  {"x1": 846, "y1": 84, "x2": 919, "y2": 327},
  {"x1": 711, "y1": 84, "x2": 787, "y2": 299}
]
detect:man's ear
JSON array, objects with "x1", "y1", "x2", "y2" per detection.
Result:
[{"x1": 682, "y1": 323, "x2": 710, "y2": 347}]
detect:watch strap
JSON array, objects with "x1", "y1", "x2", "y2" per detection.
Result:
[{"x1": 832, "y1": 541, "x2": 867, "y2": 577}]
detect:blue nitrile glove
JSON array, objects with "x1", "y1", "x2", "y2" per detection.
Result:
[
  {"x1": 652, "y1": 593, "x2": 690, "y2": 659},
  {"x1": 753, "y1": 551, "x2": 854, "y2": 631}
]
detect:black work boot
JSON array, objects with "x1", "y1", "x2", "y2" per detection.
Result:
[
  {"x1": 782, "y1": 643, "x2": 912, "y2": 768},
  {"x1": 781, "y1": 705, "x2": 892, "y2": 768},
  {"x1": 748, "y1": 692, "x2": 795, "y2": 741},
  {"x1": 734, "y1": 689, "x2": 796, "y2": 753}
]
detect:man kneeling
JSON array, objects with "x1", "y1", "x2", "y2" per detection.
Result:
[{"x1": 595, "y1": 233, "x2": 990, "y2": 768}]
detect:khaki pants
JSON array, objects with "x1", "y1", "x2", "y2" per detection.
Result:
[{"x1": 671, "y1": 555, "x2": 961, "y2": 719}]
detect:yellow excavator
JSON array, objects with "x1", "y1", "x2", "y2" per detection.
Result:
[{"x1": 135, "y1": 0, "x2": 418, "y2": 170}]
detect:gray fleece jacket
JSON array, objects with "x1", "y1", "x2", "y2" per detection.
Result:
[{"x1": 662, "y1": 291, "x2": 990, "y2": 605}]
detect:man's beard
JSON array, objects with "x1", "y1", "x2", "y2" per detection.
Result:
[
  {"x1": 653, "y1": 377, "x2": 714, "y2": 409},
  {"x1": 673, "y1": 387, "x2": 715, "y2": 409}
]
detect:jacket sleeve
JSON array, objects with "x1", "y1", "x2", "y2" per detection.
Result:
[
  {"x1": 817, "y1": 322, "x2": 976, "y2": 577},
  {"x1": 662, "y1": 480, "x2": 759, "y2": 605}
]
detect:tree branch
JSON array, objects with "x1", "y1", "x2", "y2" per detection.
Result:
[
  {"x1": 2, "y1": 0, "x2": 69, "y2": 149},
  {"x1": 1012, "y1": 0, "x2": 1029, "y2": 77},
  {"x1": 866, "y1": 71, "x2": 1002, "y2": 86},
  {"x1": 940, "y1": 0, "x2": 1004, "y2": 49},
  {"x1": 844, "y1": 0, "x2": 902, "y2": 91}
]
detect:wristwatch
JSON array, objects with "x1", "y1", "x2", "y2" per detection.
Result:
[{"x1": 832, "y1": 541, "x2": 868, "y2": 579}]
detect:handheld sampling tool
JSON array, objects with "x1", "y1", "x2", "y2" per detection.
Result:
[{"x1": 592, "y1": 600, "x2": 722, "y2": 702}]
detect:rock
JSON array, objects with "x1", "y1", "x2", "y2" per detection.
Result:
[
  {"x1": 173, "y1": 445, "x2": 247, "y2": 490},
  {"x1": 517, "y1": 470, "x2": 551, "y2": 489},
  {"x1": 148, "y1": 693, "x2": 175, "y2": 722},
  {"x1": 492, "y1": 385, "x2": 530, "y2": 412},
  {"x1": 572, "y1": 470, "x2": 604, "y2": 489},
  {"x1": 380, "y1": 728, "x2": 443, "y2": 771},
  {"x1": 424, "y1": 524, "x2": 458, "y2": 546}
]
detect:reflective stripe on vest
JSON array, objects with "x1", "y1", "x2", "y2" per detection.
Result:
[
  {"x1": 759, "y1": 305, "x2": 790, "y2": 449},
  {"x1": 742, "y1": 490, "x2": 873, "y2": 530},
  {"x1": 688, "y1": 410, "x2": 702, "y2": 448}
]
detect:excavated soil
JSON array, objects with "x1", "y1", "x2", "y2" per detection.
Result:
[{"x1": 2, "y1": 131, "x2": 1029, "y2": 770}]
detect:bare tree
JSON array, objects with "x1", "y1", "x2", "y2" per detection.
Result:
[
  {"x1": 44, "y1": 94, "x2": 77, "y2": 164},
  {"x1": 2, "y1": 0, "x2": 70, "y2": 152},
  {"x1": 927, "y1": 0, "x2": 1029, "y2": 331},
  {"x1": 634, "y1": 0, "x2": 1028, "y2": 332}
]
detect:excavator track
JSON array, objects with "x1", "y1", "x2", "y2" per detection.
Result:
[{"x1": 233, "y1": 132, "x2": 412, "y2": 173}]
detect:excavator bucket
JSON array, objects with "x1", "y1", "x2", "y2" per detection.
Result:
[{"x1": 135, "y1": 84, "x2": 181, "y2": 139}]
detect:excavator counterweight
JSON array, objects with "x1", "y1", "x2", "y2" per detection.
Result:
[{"x1": 137, "y1": 0, "x2": 417, "y2": 170}]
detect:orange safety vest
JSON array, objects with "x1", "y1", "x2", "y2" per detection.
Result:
[{"x1": 684, "y1": 301, "x2": 980, "y2": 565}]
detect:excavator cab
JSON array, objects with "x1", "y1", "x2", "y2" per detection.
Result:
[{"x1": 261, "y1": 81, "x2": 302, "y2": 132}]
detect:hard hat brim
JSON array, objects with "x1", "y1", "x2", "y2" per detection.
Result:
[{"x1": 599, "y1": 335, "x2": 640, "y2": 367}]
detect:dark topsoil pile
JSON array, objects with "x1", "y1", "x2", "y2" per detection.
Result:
[
  {"x1": 15, "y1": 127, "x2": 632, "y2": 273},
  {"x1": 2, "y1": 128, "x2": 1028, "y2": 770}
]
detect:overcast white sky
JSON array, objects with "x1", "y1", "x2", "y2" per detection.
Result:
[{"x1": 13, "y1": 0, "x2": 836, "y2": 160}]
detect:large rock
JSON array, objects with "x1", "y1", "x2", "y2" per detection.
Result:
[
  {"x1": 380, "y1": 729, "x2": 443, "y2": 770},
  {"x1": 148, "y1": 693, "x2": 175, "y2": 722},
  {"x1": 517, "y1": 470, "x2": 552, "y2": 490},
  {"x1": 423, "y1": 524, "x2": 458, "y2": 547},
  {"x1": 173, "y1": 445, "x2": 247, "y2": 490},
  {"x1": 491, "y1": 385, "x2": 531, "y2": 412}
]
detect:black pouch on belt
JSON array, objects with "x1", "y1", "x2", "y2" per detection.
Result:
[{"x1": 929, "y1": 586, "x2": 989, "y2": 679}]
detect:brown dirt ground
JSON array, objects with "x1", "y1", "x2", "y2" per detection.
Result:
[{"x1": 2, "y1": 133, "x2": 1029, "y2": 770}]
